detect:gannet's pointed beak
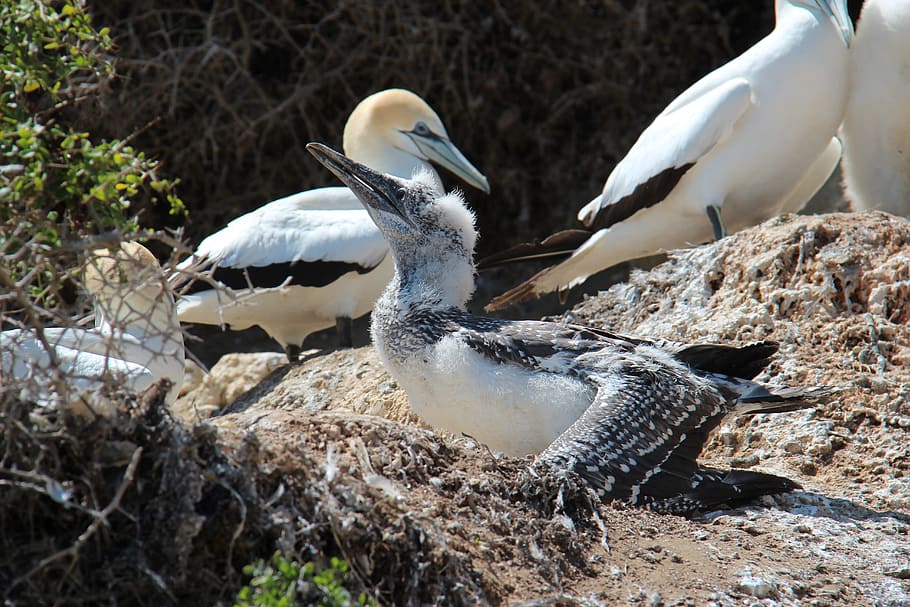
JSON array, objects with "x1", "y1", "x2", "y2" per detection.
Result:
[
  {"x1": 306, "y1": 142, "x2": 418, "y2": 228},
  {"x1": 404, "y1": 130, "x2": 490, "y2": 194},
  {"x1": 817, "y1": 0, "x2": 854, "y2": 47}
]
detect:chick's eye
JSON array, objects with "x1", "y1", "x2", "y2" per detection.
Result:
[{"x1": 413, "y1": 122, "x2": 430, "y2": 136}]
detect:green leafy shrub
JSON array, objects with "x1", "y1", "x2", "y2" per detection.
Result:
[
  {"x1": 0, "y1": 0, "x2": 183, "y2": 304},
  {"x1": 235, "y1": 552, "x2": 374, "y2": 607}
]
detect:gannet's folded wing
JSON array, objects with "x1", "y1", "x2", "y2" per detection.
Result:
[
  {"x1": 176, "y1": 187, "x2": 389, "y2": 293},
  {"x1": 438, "y1": 309, "x2": 783, "y2": 389},
  {"x1": 437, "y1": 315, "x2": 650, "y2": 373},
  {"x1": 185, "y1": 190, "x2": 388, "y2": 269},
  {"x1": 578, "y1": 78, "x2": 754, "y2": 230},
  {"x1": 2, "y1": 329, "x2": 156, "y2": 392},
  {"x1": 537, "y1": 350, "x2": 828, "y2": 513},
  {"x1": 537, "y1": 364, "x2": 727, "y2": 506}
]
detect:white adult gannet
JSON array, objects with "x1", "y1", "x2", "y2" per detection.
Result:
[
  {"x1": 840, "y1": 0, "x2": 910, "y2": 216},
  {"x1": 483, "y1": 0, "x2": 853, "y2": 311},
  {"x1": 307, "y1": 143, "x2": 833, "y2": 514},
  {"x1": 1, "y1": 242, "x2": 185, "y2": 414},
  {"x1": 177, "y1": 89, "x2": 489, "y2": 360}
]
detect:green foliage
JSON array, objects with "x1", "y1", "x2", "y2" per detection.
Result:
[
  {"x1": 0, "y1": 0, "x2": 184, "y2": 254},
  {"x1": 234, "y1": 552, "x2": 374, "y2": 607}
]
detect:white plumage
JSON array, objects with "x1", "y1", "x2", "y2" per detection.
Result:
[
  {"x1": 840, "y1": 0, "x2": 910, "y2": 216},
  {"x1": 177, "y1": 88, "x2": 488, "y2": 359},
  {"x1": 484, "y1": 0, "x2": 853, "y2": 310},
  {"x1": 176, "y1": 190, "x2": 392, "y2": 351},
  {"x1": 2, "y1": 242, "x2": 185, "y2": 416},
  {"x1": 307, "y1": 143, "x2": 832, "y2": 514}
]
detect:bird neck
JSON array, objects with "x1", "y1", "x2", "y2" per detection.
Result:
[
  {"x1": 385, "y1": 246, "x2": 476, "y2": 312},
  {"x1": 775, "y1": 1, "x2": 827, "y2": 30},
  {"x1": 95, "y1": 290, "x2": 183, "y2": 353}
]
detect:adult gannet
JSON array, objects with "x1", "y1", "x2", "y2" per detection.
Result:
[
  {"x1": 483, "y1": 0, "x2": 854, "y2": 311},
  {"x1": 840, "y1": 0, "x2": 910, "y2": 216},
  {"x1": 177, "y1": 89, "x2": 489, "y2": 360},
  {"x1": 307, "y1": 143, "x2": 832, "y2": 514},
  {"x1": 1, "y1": 242, "x2": 185, "y2": 414}
]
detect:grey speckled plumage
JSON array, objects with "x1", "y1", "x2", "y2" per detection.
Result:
[{"x1": 307, "y1": 142, "x2": 834, "y2": 515}]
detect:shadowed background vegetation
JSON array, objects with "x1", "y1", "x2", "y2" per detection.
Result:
[
  {"x1": 81, "y1": 1, "x2": 804, "y2": 250},
  {"x1": 73, "y1": 0, "x2": 865, "y2": 344}
]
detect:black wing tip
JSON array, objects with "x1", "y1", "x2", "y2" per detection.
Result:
[
  {"x1": 589, "y1": 162, "x2": 696, "y2": 231},
  {"x1": 677, "y1": 341, "x2": 780, "y2": 380},
  {"x1": 738, "y1": 385, "x2": 840, "y2": 412},
  {"x1": 485, "y1": 279, "x2": 540, "y2": 312},
  {"x1": 476, "y1": 229, "x2": 592, "y2": 271},
  {"x1": 643, "y1": 469, "x2": 800, "y2": 515}
]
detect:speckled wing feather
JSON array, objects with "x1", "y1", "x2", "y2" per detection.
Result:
[
  {"x1": 635, "y1": 467, "x2": 800, "y2": 514},
  {"x1": 536, "y1": 355, "x2": 730, "y2": 510},
  {"x1": 440, "y1": 314, "x2": 650, "y2": 372},
  {"x1": 427, "y1": 310, "x2": 778, "y2": 381}
]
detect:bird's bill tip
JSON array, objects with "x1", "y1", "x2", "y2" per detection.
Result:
[
  {"x1": 305, "y1": 142, "x2": 345, "y2": 171},
  {"x1": 306, "y1": 141, "x2": 412, "y2": 225},
  {"x1": 818, "y1": 0, "x2": 854, "y2": 47},
  {"x1": 305, "y1": 142, "x2": 377, "y2": 192}
]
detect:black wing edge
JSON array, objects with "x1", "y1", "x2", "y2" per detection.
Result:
[
  {"x1": 476, "y1": 229, "x2": 593, "y2": 271},
  {"x1": 674, "y1": 342, "x2": 779, "y2": 380},
  {"x1": 586, "y1": 162, "x2": 696, "y2": 231},
  {"x1": 642, "y1": 468, "x2": 800, "y2": 515},
  {"x1": 181, "y1": 259, "x2": 379, "y2": 295}
]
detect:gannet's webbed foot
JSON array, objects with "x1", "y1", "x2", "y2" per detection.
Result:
[
  {"x1": 285, "y1": 344, "x2": 302, "y2": 362},
  {"x1": 336, "y1": 316, "x2": 353, "y2": 349},
  {"x1": 706, "y1": 204, "x2": 727, "y2": 240}
]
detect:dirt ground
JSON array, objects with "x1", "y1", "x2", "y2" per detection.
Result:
[{"x1": 174, "y1": 211, "x2": 909, "y2": 606}]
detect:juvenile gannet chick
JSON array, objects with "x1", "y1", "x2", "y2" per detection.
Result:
[
  {"x1": 177, "y1": 88, "x2": 489, "y2": 360},
  {"x1": 306, "y1": 143, "x2": 833, "y2": 514},
  {"x1": 482, "y1": 0, "x2": 853, "y2": 310},
  {"x1": 840, "y1": 0, "x2": 910, "y2": 216},
  {"x1": 1, "y1": 242, "x2": 185, "y2": 415}
]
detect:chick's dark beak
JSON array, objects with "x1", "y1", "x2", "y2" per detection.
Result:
[{"x1": 306, "y1": 142, "x2": 414, "y2": 226}]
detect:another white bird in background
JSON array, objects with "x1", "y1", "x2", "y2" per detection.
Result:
[
  {"x1": 176, "y1": 88, "x2": 489, "y2": 361},
  {"x1": 840, "y1": 0, "x2": 910, "y2": 216},
  {"x1": 307, "y1": 143, "x2": 833, "y2": 515},
  {"x1": 1, "y1": 242, "x2": 185, "y2": 416},
  {"x1": 482, "y1": 0, "x2": 853, "y2": 311}
]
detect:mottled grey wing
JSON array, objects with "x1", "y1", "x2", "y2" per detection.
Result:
[
  {"x1": 537, "y1": 358, "x2": 729, "y2": 506},
  {"x1": 453, "y1": 316, "x2": 648, "y2": 370}
]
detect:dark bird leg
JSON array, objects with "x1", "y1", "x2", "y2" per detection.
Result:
[
  {"x1": 285, "y1": 344, "x2": 302, "y2": 362},
  {"x1": 336, "y1": 316, "x2": 353, "y2": 348},
  {"x1": 706, "y1": 204, "x2": 727, "y2": 240}
]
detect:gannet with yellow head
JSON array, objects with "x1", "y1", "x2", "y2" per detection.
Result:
[
  {"x1": 482, "y1": 0, "x2": 854, "y2": 311},
  {"x1": 177, "y1": 88, "x2": 489, "y2": 360},
  {"x1": 1, "y1": 242, "x2": 185, "y2": 415}
]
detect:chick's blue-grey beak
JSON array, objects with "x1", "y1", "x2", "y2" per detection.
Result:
[
  {"x1": 306, "y1": 142, "x2": 416, "y2": 227},
  {"x1": 404, "y1": 129, "x2": 490, "y2": 194},
  {"x1": 816, "y1": 0, "x2": 854, "y2": 47}
]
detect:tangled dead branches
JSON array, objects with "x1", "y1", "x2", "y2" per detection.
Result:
[
  {"x1": 0, "y1": 380, "x2": 262, "y2": 604},
  {"x1": 82, "y1": 0, "x2": 773, "y2": 251}
]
